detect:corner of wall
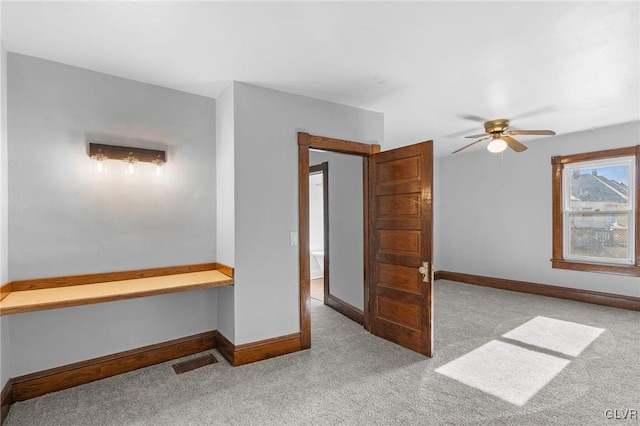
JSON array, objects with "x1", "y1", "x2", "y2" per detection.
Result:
[
  {"x1": 215, "y1": 81, "x2": 236, "y2": 342},
  {"x1": 1, "y1": 38, "x2": 11, "y2": 390}
]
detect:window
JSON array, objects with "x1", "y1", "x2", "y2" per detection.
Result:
[{"x1": 552, "y1": 146, "x2": 640, "y2": 276}]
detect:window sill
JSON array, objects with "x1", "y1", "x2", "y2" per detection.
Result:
[{"x1": 552, "y1": 259, "x2": 640, "y2": 276}]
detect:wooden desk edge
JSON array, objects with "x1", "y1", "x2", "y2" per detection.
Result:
[
  {"x1": 10, "y1": 262, "x2": 235, "y2": 292},
  {"x1": 0, "y1": 278, "x2": 234, "y2": 316},
  {"x1": 0, "y1": 263, "x2": 235, "y2": 316}
]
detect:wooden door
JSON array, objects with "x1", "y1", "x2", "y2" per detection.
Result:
[{"x1": 369, "y1": 141, "x2": 433, "y2": 356}]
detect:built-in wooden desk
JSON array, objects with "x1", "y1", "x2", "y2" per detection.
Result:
[{"x1": 0, "y1": 263, "x2": 234, "y2": 316}]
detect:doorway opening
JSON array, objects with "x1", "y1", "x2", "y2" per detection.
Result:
[
  {"x1": 309, "y1": 151, "x2": 366, "y2": 324},
  {"x1": 309, "y1": 162, "x2": 328, "y2": 304},
  {"x1": 299, "y1": 132, "x2": 435, "y2": 357},
  {"x1": 298, "y1": 133, "x2": 380, "y2": 349}
]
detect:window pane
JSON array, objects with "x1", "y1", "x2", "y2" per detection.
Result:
[
  {"x1": 567, "y1": 213, "x2": 631, "y2": 261},
  {"x1": 568, "y1": 164, "x2": 630, "y2": 211}
]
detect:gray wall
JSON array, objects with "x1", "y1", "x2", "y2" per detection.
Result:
[
  {"x1": 8, "y1": 291, "x2": 217, "y2": 376},
  {"x1": 432, "y1": 156, "x2": 441, "y2": 271},
  {"x1": 438, "y1": 121, "x2": 640, "y2": 297},
  {"x1": 309, "y1": 150, "x2": 364, "y2": 310},
  {"x1": 215, "y1": 82, "x2": 235, "y2": 341},
  {"x1": 8, "y1": 53, "x2": 217, "y2": 277},
  {"x1": 1, "y1": 40, "x2": 9, "y2": 389},
  {"x1": 229, "y1": 82, "x2": 382, "y2": 344},
  {"x1": 6, "y1": 54, "x2": 218, "y2": 376}
]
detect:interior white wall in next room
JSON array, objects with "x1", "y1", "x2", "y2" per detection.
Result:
[
  {"x1": 310, "y1": 150, "x2": 364, "y2": 310},
  {"x1": 232, "y1": 82, "x2": 383, "y2": 344},
  {"x1": 308, "y1": 172, "x2": 324, "y2": 280},
  {"x1": 438, "y1": 121, "x2": 640, "y2": 297},
  {"x1": 5, "y1": 53, "x2": 218, "y2": 377}
]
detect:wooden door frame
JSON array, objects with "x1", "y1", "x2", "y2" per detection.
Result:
[
  {"x1": 298, "y1": 132, "x2": 381, "y2": 349},
  {"x1": 309, "y1": 162, "x2": 329, "y2": 303}
]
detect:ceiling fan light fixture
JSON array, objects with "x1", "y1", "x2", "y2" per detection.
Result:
[
  {"x1": 453, "y1": 118, "x2": 555, "y2": 155},
  {"x1": 487, "y1": 137, "x2": 507, "y2": 153}
]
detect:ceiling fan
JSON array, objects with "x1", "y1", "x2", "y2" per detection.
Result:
[{"x1": 451, "y1": 119, "x2": 556, "y2": 154}]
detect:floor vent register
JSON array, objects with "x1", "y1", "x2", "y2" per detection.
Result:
[{"x1": 172, "y1": 353, "x2": 218, "y2": 374}]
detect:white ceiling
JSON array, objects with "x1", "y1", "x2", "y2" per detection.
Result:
[{"x1": 2, "y1": 1, "x2": 639, "y2": 156}]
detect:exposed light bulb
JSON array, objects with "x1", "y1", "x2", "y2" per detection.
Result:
[
  {"x1": 123, "y1": 152, "x2": 139, "y2": 177},
  {"x1": 152, "y1": 155, "x2": 165, "y2": 181},
  {"x1": 487, "y1": 138, "x2": 507, "y2": 153},
  {"x1": 91, "y1": 149, "x2": 108, "y2": 176}
]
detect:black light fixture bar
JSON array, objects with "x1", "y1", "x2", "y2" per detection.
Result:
[{"x1": 89, "y1": 143, "x2": 166, "y2": 163}]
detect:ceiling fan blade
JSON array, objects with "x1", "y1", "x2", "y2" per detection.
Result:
[
  {"x1": 451, "y1": 136, "x2": 491, "y2": 154},
  {"x1": 459, "y1": 114, "x2": 487, "y2": 123},
  {"x1": 502, "y1": 135, "x2": 528, "y2": 152},
  {"x1": 507, "y1": 130, "x2": 556, "y2": 136},
  {"x1": 464, "y1": 133, "x2": 489, "y2": 139}
]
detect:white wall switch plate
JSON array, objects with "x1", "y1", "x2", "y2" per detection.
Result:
[{"x1": 290, "y1": 231, "x2": 299, "y2": 246}]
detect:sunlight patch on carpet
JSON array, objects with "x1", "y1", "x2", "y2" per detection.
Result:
[
  {"x1": 435, "y1": 340, "x2": 570, "y2": 406},
  {"x1": 502, "y1": 316, "x2": 605, "y2": 357}
]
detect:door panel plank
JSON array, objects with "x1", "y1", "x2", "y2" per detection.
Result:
[
  {"x1": 377, "y1": 297, "x2": 420, "y2": 330},
  {"x1": 376, "y1": 286, "x2": 423, "y2": 305},
  {"x1": 375, "y1": 253, "x2": 423, "y2": 268},
  {"x1": 374, "y1": 321, "x2": 422, "y2": 352},
  {"x1": 376, "y1": 218, "x2": 422, "y2": 230},
  {"x1": 377, "y1": 157, "x2": 420, "y2": 183},
  {"x1": 377, "y1": 230, "x2": 421, "y2": 255},
  {"x1": 378, "y1": 263, "x2": 421, "y2": 294},
  {"x1": 369, "y1": 141, "x2": 433, "y2": 357},
  {"x1": 378, "y1": 194, "x2": 421, "y2": 217},
  {"x1": 375, "y1": 182, "x2": 422, "y2": 196}
]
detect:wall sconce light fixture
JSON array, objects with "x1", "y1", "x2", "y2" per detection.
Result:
[{"x1": 89, "y1": 143, "x2": 166, "y2": 178}]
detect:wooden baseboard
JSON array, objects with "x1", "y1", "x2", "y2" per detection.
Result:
[
  {"x1": 435, "y1": 270, "x2": 640, "y2": 311},
  {"x1": 11, "y1": 331, "x2": 216, "y2": 402},
  {"x1": 233, "y1": 333, "x2": 302, "y2": 366},
  {"x1": 326, "y1": 295, "x2": 364, "y2": 325},
  {"x1": 214, "y1": 331, "x2": 303, "y2": 367},
  {"x1": 213, "y1": 330, "x2": 235, "y2": 366},
  {"x1": 1, "y1": 379, "x2": 13, "y2": 426}
]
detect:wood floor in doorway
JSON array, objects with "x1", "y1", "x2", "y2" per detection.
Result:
[{"x1": 311, "y1": 279, "x2": 324, "y2": 302}]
